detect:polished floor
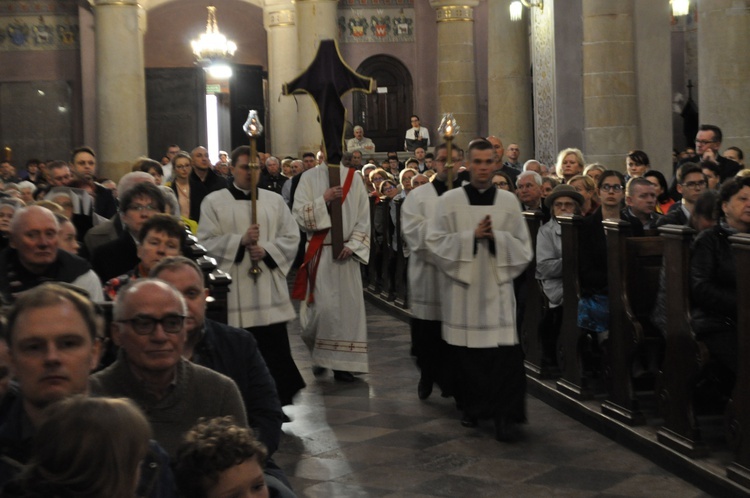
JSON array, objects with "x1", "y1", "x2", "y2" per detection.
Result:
[{"x1": 274, "y1": 301, "x2": 709, "y2": 497}]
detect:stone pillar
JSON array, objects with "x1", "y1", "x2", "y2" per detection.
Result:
[
  {"x1": 698, "y1": 0, "x2": 750, "y2": 155},
  {"x1": 94, "y1": 0, "x2": 148, "y2": 181},
  {"x1": 294, "y1": 0, "x2": 338, "y2": 156},
  {"x1": 430, "y1": 1, "x2": 479, "y2": 150},
  {"x1": 264, "y1": 0, "x2": 299, "y2": 158},
  {"x1": 582, "y1": 0, "x2": 671, "y2": 170},
  {"x1": 488, "y1": 1, "x2": 533, "y2": 161}
]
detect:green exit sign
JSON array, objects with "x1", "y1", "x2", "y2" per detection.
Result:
[{"x1": 206, "y1": 84, "x2": 222, "y2": 94}]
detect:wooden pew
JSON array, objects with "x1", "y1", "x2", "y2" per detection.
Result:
[
  {"x1": 522, "y1": 211, "x2": 559, "y2": 378},
  {"x1": 556, "y1": 214, "x2": 595, "y2": 399},
  {"x1": 601, "y1": 219, "x2": 663, "y2": 425},
  {"x1": 726, "y1": 233, "x2": 750, "y2": 488},
  {"x1": 378, "y1": 197, "x2": 396, "y2": 301},
  {"x1": 655, "y1": 224, "x2": 709, "y2": 457},
  {"x1": 366, "y1": 196, "x2": 384, "y2": 293}
]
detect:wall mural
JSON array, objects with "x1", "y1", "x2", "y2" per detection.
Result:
[
  {"x1": 338, "y1": 0, "x2": 414, "y2": 43},
  {"x1": 0, "y1": 0, "x2": 78, "y2": 51}
]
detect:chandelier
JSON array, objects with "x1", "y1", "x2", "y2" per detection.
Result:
[{"x1": 191, "y1": 6, "x2": 237, "y2": 64}]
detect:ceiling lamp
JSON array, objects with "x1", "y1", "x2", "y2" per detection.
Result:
[
  {"x1": 671, "y1": 0, "x2": 690, "y2": 17},
  {"x1": 191, "y1": 6, "x2": 237, "y2": 65},
  {"x1": 509, "y1": 0, "x2": 544, "y2": 22}
]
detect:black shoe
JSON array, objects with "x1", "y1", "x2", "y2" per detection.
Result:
[
  {"x1": 418, "y1": 377, "x2": 433, "y2": 400},
  {"x1": 312, "y1": 366, "x2": 327, "y2": 376},
  {"x1": 460, "y1": 414, "x2": 478, "y2": 428},
  {"x1": 494, "y1": 417, "x2": 524, "y2": 443},
  {"x1": 333, "y1": 370, "x2": 356, "y2": 382}
]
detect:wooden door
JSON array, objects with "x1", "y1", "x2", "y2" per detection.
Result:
[{"x1": 354, "y1": 55, "x2": 413, "y2": 153}]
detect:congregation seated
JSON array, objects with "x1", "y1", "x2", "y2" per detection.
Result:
[
  {"x1": 0, "y1": 199, "x2": 22, "y2": 253},
  {"x1": 689, "y1": 176, "x2": 750, "y2": 395},
  {"x1": 0, "y1": 206, "x2": 103, "y2": 303},
  {"x1": 91, "y1": 181, "x2": 166, "y2": 283},
  {"x1": 103, "y1": 214, "x2": 187, "y2": 300},
  {"x1": 567, "y1": 174, "x2": 599, "y2": 216},
  {"x1": 643, "y1": 170, "x2": 675, "y2": 214}
]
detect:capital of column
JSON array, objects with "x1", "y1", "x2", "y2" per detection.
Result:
[
  {"x1": 430, "y1": 0, "x2": 479, "y2": 22},
  {"x1": 265, "y1": 9, "x2": 295, "y2": 29}
]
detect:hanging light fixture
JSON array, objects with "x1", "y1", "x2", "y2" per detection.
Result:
[
  {"x1": 509, "y1": 0, "x2": 543, "y2": 22},
  {"x1": 191, "y1": 6, "x2": 237, "y2": 75},
  {"x1": 671, "y1": 0, "x2": 690, "y2": 17}
]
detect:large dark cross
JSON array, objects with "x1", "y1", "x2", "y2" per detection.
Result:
[{"x1": 283, "y1": 39, "x2": 374, "y2": 258}]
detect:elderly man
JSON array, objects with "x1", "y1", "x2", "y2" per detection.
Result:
[
  {"x1": 90, "y1": 279, "x2": 247, "y2": 455},
  {"x1": 151, "y1": 256, "x2": 292, "y2": 488},
  {"x1": 198, "y1": 146, "x2": 305, "y2": 405},
  {"x1": 91, "y1": 182, "x2": 166, "y2": 282},
  {"x1": 0, "y1": 206, "x2": 103, "y2": 303},
  {"x1": 425, "y1": 138, "x2": 533, "y2": 440},
  {"x1": 347, "y1": 125, "x2": 376, "y2": 153},
  {"x1": 258, "y1": 156, "x2": 287, "y2": 195},
  {"x1": 0, "y1": 284, "x2": 176, "y2": 496},
  {"x1": 46, "y1": 161, "x2": 74, "y2": 187},
  {"x1": 516, "y1": 171, "x2": 545, "y2": 212}
]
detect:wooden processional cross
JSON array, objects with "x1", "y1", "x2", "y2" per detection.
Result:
[{"x1": 282, "y1": 40, "x2": 375, "y2": 258}]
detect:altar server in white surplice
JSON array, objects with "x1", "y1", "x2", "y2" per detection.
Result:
[
  {"x1": 401, "y1": 143, "x2": 464, "y2": 401},
  {"x1": 198, "y1": 146, "x2": 305, "y2": 407},
  {"x1": 425, "y1": 138, "x2": 533, "y2": 442},
  {"x1": 292, "y1": 154, "x2": 370, "y2": 382}
]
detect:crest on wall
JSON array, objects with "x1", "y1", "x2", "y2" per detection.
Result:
[
  {"x1": 348, "y1": 16, "x2": 368, "y2": 37},
  {"x1": 7, "y1": 19, "x2": 29, "y2": 46},
  {"x1": 370, "y1": 16, "x2": 390, "y2": 37}
]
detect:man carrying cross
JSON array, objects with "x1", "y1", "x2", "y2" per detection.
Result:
[
  {"x1": 292, "y1": 154, "x2": 371, "y2": 382},
  {"x1": 285, "y1": 39, "x2": 374, "y2": 382}
]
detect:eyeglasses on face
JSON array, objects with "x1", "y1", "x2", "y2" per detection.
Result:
[
  {"x1": 127, "y1": 204, "x2": 157, "y2": 212},
  {"x1": 682, "y1": 180, "x2": 707, "y2": 189},
  {"x1": 494, "y1": 181, "x2": 508, "y2": 187},
  {"x1": 695, "y1": 140, "x2": 717, "y2": 145},
  {"x1": 600, "y1": 184, "x2": 624, "y2": 192},
  {"x1": 116, "y1": 314, "x2": 186, "y2": 335}
]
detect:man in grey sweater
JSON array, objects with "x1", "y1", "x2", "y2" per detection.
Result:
[{"x1": 90, "y1": 278, "x2": 247, "y2": 455}]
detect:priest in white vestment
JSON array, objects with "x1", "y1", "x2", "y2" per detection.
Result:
[
  {"x1": 426, "y1": 139, "x2": 533, "y2": 441},
  {"x1": 198, "y1": 146, "x2": 305, "y2": 406},
  {"x1": 292, "y1": 157, "x2": 371, "y2": 381}
]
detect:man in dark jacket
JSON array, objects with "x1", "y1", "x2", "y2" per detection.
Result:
[{"x1": 258, "y1": 156, "x2": 287, "y2": 195}]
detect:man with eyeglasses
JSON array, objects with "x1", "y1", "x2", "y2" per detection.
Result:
[
  {"x1": 91, "y1": 182, "x2": 166, "y2": 282},
  {"x1": 0, "y1": 206, "x2": 103, "y2": 303},
  {"x1": 687, "y1": 124, "x2": 741, "y2": 182},
  {"x1": 405, "y1": 115, "x2": 430, "y2": 152},
  {"x1": 656, "y1": 163, "x2": 707, "y2": 228},
  {"x1": 90, "y1": 278, "x2": 247, "y2": 456}
]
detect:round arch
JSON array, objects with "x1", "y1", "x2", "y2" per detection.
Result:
[{"x1": 354, "y1": 54, "x2": 413, "y2": 153}]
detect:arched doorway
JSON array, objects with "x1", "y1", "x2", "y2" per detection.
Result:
[{"x1": 354, "y1": 55, "x2": 413, "y2": 153}]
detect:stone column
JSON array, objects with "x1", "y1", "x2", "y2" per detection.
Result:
[
  {"x1": 264, "y1": 0, "x2": 298, "y2": 158},
  {"x1": 488, "y1": 1, "x2": 533, "y2": 161},
  {"x1": 94, "y1": 0, "x2": 148, "y2": 181},
  {"x1": 698, "y1": 0, "x2": 750, "y2": 155},
  {"x1": 294, "y1": 0, "x2": 338, "y2": 156},
  {"x1": 430, "y1": 0, "x2": 479, "y2": 150},
  {"x1": 582, "y1": 0, "x2": 671, "y2": 170}
]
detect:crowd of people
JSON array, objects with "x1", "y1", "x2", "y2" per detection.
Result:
[{"x1": 0, "y1": 120, "x2": 745, "y2": 496}]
